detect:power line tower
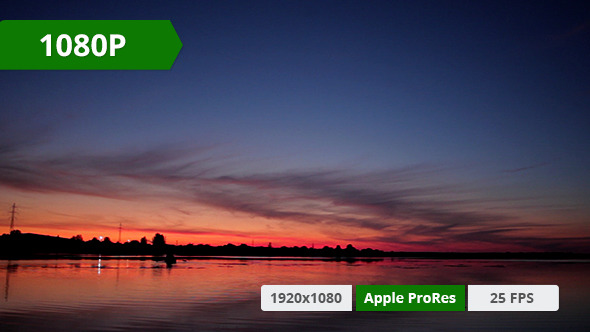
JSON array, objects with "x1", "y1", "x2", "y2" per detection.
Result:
[
  {"x1": 9, "y1": 203, "x2": 16, "y2": 232},
  {"x1": 118, "y1": 223, "x2": 122, "y2": 243}
]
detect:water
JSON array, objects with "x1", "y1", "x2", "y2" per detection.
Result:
[{"x1": 1, "y1": 258, "x2": 588, "y2": 331}]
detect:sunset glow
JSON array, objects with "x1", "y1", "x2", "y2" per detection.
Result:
[{"x1": 1, "y1": 1, "x2": 589, "y2": 253}]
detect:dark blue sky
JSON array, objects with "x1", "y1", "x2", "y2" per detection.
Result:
[{"x1": 1, "y1": 1, "x2": 589, "y2": 251}]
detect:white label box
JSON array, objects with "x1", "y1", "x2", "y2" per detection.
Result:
[
  {"x1": 468, "y1": 285, "x2": 559, "y2": 311},
  {"x1": 261, "y1": 285, "x2": 352, "y2": 311}
]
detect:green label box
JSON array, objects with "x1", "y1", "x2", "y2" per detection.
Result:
[
  {"x1": 0, "y1": 20, "x2": 182, "y2": 70},
  {"x1": 356, "y1": 285, "x2": 465, "y2": 311}
]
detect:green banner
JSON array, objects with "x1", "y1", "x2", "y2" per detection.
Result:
[
  {"x1": 356, "y1": 285, "x2": 465, "y2": 311},
  {"x1": 0, "y1": 20, "x2": 182, "y2": 70}
]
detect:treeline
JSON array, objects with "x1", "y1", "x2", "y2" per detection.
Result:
[
  {"x1": 2, "y1": 230, "x2": 587, "y2": 260},
  {"x1": 0, "y1": 230, "x2": 385, "y2": 258}
]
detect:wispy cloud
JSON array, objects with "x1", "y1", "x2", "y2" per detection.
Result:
[
  {"x1": 1, "y1": 135, "x2": 586, "y2": 251},
  {"x1": 502, "y1": 162, "x2": 549, "y2": 174},
  {"x1": 551, "y1": 20, "x2": 590, "y2": 40}
]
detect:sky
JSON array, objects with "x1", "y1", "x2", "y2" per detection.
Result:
[{"x1": 1, "y1": 0, "x2": 589, "y2": 252}]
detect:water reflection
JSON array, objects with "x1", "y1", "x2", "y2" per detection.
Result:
[
  {"x1": 3, "y1": 262, "x2": 7, "y2": 302},
  {"x1": 3, "y1": 261, "x2": 17, "y2": 302},
  {"x1": 0, "y1": 258, "x2": 588, "y2": 331}
]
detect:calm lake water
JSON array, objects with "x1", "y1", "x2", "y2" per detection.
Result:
[{"x1": 1, "y1": 258, "x2": 588, "y2": 331}]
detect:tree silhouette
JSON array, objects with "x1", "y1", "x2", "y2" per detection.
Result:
[
  {"x1": 71, "y1": 234, "x2": 83, "y2": 241},
  {"x1": 153, "y1": 233, "x2": 165, "y2": 247},
  {"x1": 344, "y1": 244, "x2": 358, "y2": 256}
]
